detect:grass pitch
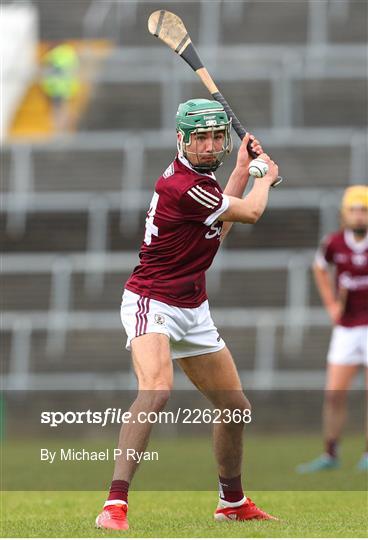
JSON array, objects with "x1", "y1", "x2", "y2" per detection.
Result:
[
  {"x1": 1, "y1": 434, "x2": 367, "y2": 537},
  {"x1": 1, "y1": 490, "x2": 367, "y2": 537}
]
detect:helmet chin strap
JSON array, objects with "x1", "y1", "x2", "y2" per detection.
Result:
[
  {"x1": 177, "y1": 135, "x2": 184, "y2": 157},
  {"x1": 184, "y1": 150, "x2": 222, "y2": 173},
  {"x1": 177, "y1": 132, "x2": 224, "y2": 173}
]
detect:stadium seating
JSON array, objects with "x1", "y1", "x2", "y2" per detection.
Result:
[
  {"x1": 2, "y1": 0, "x2": 367, "y2": 391},
  {"x1": 30, "y1": 1, "x2": 367, "y2": 46}
]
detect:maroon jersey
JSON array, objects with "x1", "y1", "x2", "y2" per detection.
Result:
[
  {"x1": 125, "y1": 154, "x2": 229, "y2": 307},
  {"x1": 315, "y1": 229, "x2": 368, "y2": 327}
]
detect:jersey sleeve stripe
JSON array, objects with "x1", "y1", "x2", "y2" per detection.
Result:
[
  {"x1": 204, "y1": 194, "x2": 230, "y2": 226},
  {"x1": 191, "y1": 186, "x2": 219, "y2": 205},
  {"x1": 187, "y1": 189, "x2": 216, "y2": 209},
  {"x1": 189, "y1": 187, "x2": 218, "y2": 207},
  {"x1": 195, "y1": 185, "x2": 220, "y2": 203},
  {"x1": 314, "y1": 249, "x2": 329, "y2": 269}
]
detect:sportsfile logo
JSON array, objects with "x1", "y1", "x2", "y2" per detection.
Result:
[{"x1": 41, "y1": 409, "x2": 132, "y2": 428}]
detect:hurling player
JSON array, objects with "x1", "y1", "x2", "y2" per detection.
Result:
[
  {"x1": 96, "y1": 99, "x2": 280, "y2": 530},
  {"x1": 298, "y1": 186, "x2": 368, "y2": 473}
]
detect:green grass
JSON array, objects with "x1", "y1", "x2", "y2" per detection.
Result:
[
  {"x1": 1, "y1": 490, "x2": 367, "y2": 537},
  {"x1": 1, "y1": 434, "x2": 367, "y2": 491},
  {"x1": 1, "y1": 434, "x2": 367, "y2": 536}
]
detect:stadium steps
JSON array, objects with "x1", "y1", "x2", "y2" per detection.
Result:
[
  {"x1": 225, "y1": 208, "x2": 320, "y2": 250},
  {"x1": 2, "y1": 0, "x2": 365, "y2": 390},
  {"x1": 184, "y1": 80, "x2": 272, "y2": 128},
  {"x1": 80, "y1": 80, "x2": 271, "y2": 131},
  {"x1": 0, "y1": 151, "x2": 11, "y2": 191},
  {"x1": 2, "y1": 274, "x2": 52, "y2": 310},
  {"x1": 1, "y1": 265, "x2": 321, "y2": 312},
  {"x1": 1, "y1": 332, "x2": 12, "y2": 375},
  {"x1": 222, "y1": 0, "x2": 366, "y2": 45},
  {"x1": 0, "y1": 139, "x2": 351, "y2": 194},
  {"x1": 328, "y1": 0, "x2": 368, "y2": 43},
  {"x1": 31, "y1": 148, "x2": 125, "y2": 191},
  {"x1": 1, "y1": 324, "x2": 332, "y2": 376},
  {"x1": 32, "y1": 0, "x2": 366, "y2": 45},
  {"x1": 299, "y1": 79, "x2": 367, "y2": 127},
  {"x1": 0, "y1": 213, "x2": 89, "y2": 252},
  {"x1": 4, "y1": 270, "x2": 290, "y2": 311},
  {"x1": 0, "y1": 328, "x2": 258, "y2": 374},
  {"x1": 79, "y1": 82, "x2": 162, "y2": 131},
  {"x1": 136, "y1": 141, "x2": 346, "y2": 187},
  {"x1": 0, "y1": 207, "x2": 320, "y2": 253},
  {"x1": 29, "y1": 0, "x2": 92, "y2": 41},
  {"x1": 23, "y1": 329, "x2": 128, "y2": 373},
  {"x1": 80, "y1": 75, "x2": 366, "y2": 132},
  {"x1": 277, "y1": 326, "x2": 331, "y2": 370}
]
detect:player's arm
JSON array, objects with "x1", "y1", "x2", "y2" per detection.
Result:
[
  {"x1": 218, "y1": 154, "x2": 279, "y2": 225},
  {"x1": 313, "y1": 245, "x2": 345, "y2": 324},
  {"x1": 220, "y1": 133, "x2": 263, "y2": 241}
]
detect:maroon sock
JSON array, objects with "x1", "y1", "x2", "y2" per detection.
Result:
[
  {"x1": 219, "y1": 474, "x2": 244, "y2": 503},
  {"x1": 325, "y1": 439, "x2": 338, "y2": 458},
  {"x1": 107, "y1": 480, "x2": 129, "y2": 504}
]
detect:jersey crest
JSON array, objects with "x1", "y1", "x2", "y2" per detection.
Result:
[{"x1": 163, "y1": 163, "x2": 175, "y2": 178}]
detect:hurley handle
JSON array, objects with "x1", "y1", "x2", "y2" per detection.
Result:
[
  {"x1": 212, "y1": 91, "x2": 257, "y2": 158},
  {"x1": 212, "y1": 90, "x2": 283, "y2": 187}
]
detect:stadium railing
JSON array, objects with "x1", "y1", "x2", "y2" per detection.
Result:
[
  {"x1": 1, "y1": 187, "x2": 341, "y2": 242},
  {"x1": 3, "y1": 127, "x2": 366, "y2": 239},
  {"x1": 93, "y1": 44, "x2": 366, "y2": 130},
  {"x1": 0, "y1": 248, "x2": 340, "y2": 391},
  {"x1": 82, "y1": 0, "x2": 353, "y2": 49},
  {"x1": 1, "y1": 305, "x2": 352, "y2": 392},
  {"x1": 3, "y1": 7, "x2": 365, "y2": 393}
]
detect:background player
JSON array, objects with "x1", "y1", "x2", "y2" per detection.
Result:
[
  {"x1": 96, "y1": 99, "x2": 280, "y2": 530},
  {"x1": 298, "y1": 185, "x2": 368, "y2": 473}
]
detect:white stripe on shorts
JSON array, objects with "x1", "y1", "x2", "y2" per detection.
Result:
[{"x1": 135, "y1": 296, "x2": 150, "y2": 337}]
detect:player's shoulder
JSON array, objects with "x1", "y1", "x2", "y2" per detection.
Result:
[
  {"x1": 321, "y1": 230, "x2": 344, "y2": 250},
  {"x1": 155, "y1": 155, "x2": 220, "y2": 197}
]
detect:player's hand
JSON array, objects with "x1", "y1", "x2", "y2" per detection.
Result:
[
  {"x1": 257, "y1": 153, "x2": 279, "y2": 186},
  {"x1": 327, "y1": 300, "x2": 344, "y2": 324},
  {"x1": 236, "y1": 133, "x2": 263, "y2": 170}
]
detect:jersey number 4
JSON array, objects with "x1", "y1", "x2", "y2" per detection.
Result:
[{"x1": 144, "y1": 192, "x2": 159, "y2": 245}]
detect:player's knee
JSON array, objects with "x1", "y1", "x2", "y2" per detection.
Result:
[
  {"x1": 138, "y1": 387, "x2": 171, "y2": 412},
  {"x1": 243, "y1": 395, "x2": 251, "y2": 412},
  {"x1": 219, "y1": 392, "x2": 251, "y2": 416},
  {"x1": 151, "y1": 388, "x2": 171, "y2": 411},
  {"x1": 237, "y1": 394, "x2": 251, "y2": 415},
  {"x1": 325, "y1": 389, "x2": 347, "y2": 408}
]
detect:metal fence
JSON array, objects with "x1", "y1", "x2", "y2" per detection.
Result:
[
  {"x1": 3, "y1": 127, "x2": 366, "y2": 238},
  {"x1": 0, "y1": 248, "x2": 345, "y2": 392},
  {"x1": 2, "y1": 2, "x2": 365, "y2": 392}
]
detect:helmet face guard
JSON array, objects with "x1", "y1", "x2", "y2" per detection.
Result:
[
  {"x1": 176, "y1": 99, "x2": 233, "y2": 172},
  {"x1": 177, "y1": 122, "x2": 232, "y2": 172}
]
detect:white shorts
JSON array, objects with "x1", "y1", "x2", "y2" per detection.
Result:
[
  {"x1": 120, "y1": 289, "x2": 226, "y2": 360},
  {"x1": 327, "y1": 325, "x2": 368, "y2": 366}
]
